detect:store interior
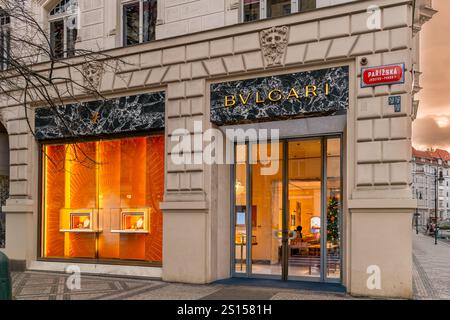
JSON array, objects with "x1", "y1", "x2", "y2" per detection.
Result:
[
  {"x1": 234, "y1": 138, "x2": 341, "y2": 279},
  {"x1": 42, "y1": 135, "x2": 164, "y2": 263}
]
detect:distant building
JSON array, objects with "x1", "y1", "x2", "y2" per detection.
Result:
[{"x1": 412, "y1": 148, "x2": 450, "y2": 226}]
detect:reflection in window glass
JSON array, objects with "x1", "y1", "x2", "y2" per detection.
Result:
[
  {"x1": 299, "y1": 0, "x2": 316, "y2": 12},
  {"x1": 143, "y1": 0, "x2": 157, "y2": 43},
  {"x1": 267, "y1": 0, "x2": 291, "y2": 18},
  {"x1": 251, "y1": 142, "x2": 283, "y2": 276},
  {"x1": 243, "y1": 0, "x2": 260, "y2": 22},
  {"x1": 42, "y1": 136, "x2": 165, "y2": 262},
  {"x1": 0, "y1": 10, "x2": 10, "y2": 71},
  {"x1": 234, "y1": 144, "x2": 247, "y2": 273},
  {"x1": 326, "y1": 138, "x2": 341, "y2": 279},
  {"x1": 287, "y1": 139, "x2": 322, "y2": 278},
  {"x1": 66, "y1": 16, "x2": 78, "y2": 57},
  {"x1": 123, "y1": 2, "x2": 140, "y2": 46},
  {"x1": 50, "y1": 20, "x2": 65, "y2": 59}
]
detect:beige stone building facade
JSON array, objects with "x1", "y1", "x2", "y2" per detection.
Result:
[{"x1": 0, "y1": 0, "x2": 437, "y2": 299}]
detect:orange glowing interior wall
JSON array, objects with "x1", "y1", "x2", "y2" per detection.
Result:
[{"x1": 43, "y1": 136, "x2": 165, "y2": 262}]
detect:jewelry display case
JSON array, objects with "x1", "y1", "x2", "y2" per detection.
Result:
[
  {"x1": 111, "y1": 208, "x2": 150, "y2": 234},
  {"x1": 59, "y1": 209, "x2": 101, "y2": 233}
]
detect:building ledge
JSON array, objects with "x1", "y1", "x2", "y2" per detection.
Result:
[
  {"x1": 349, "y1": 198, "x2": 417, "y2": 210},
  {"x1": 160, "y1": 201, "x2": 208, "y2": 211},
  {"x1": 2, "y1": 198, "x2": 34, "y2": 214}
]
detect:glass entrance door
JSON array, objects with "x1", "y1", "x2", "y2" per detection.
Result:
[
  {"x1": 287, "y1": 139, "x2": 323, "y2": 279},
  {"x1": 232, "y1": 136, "x2": 342, "y2": 282}
]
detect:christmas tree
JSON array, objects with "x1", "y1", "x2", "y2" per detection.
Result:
[{"x1": 327, "y1": 197, "x2": 339, "y2": 244}]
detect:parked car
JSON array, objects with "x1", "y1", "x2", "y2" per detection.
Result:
[{"x1": 438, "y1": 220, "x2": 450, "y2": 239}]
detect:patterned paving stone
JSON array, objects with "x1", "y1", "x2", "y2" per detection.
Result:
[
  {"x1": 413, "y1": 232, "x2": 450, "y2": 300},
  {"x1": 270, "y1": 292, "x2": 356, "y2": 300},
  {"x1": 201, "y1": 287, "x2": 278, "y2": 300},
  {"x1": 11, "y1": 238, "x2": 445, "y2": 301}
]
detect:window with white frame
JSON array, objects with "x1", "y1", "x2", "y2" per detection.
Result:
[
  {"x1": 48, "y1": 0, "x2": 79, "y2": 59},
  {"x1": 0, "y1": 8, "x2": 10, "y2": 71},
  {"x1": 122, "y1": 0, "x2": 157, "y2": 47},
  {"x1": 242, "y1": 0, "x2": 316, "y2": 22}
]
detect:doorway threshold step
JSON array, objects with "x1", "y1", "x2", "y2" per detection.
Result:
[{"x1": 214, "y1": 278, "x2": 346, "y2": 293}]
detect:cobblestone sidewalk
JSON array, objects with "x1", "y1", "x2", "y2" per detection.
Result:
[
  {"x1": 12, "y1": 272, "x2": 357, "y2": 300},
  {"x1": 10, "y1": 232, "x2": 446, "y2": 300},
  {"x1": 413, "y1": 231, "x2": 450, "y2": 299}
]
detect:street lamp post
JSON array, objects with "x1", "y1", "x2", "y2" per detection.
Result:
[
  {"x1": 415, "y1": 210, "x2": 420, "y2": 235},
  {"x1": 435, "y1": 168, "x2": 445, "y2": 245}
]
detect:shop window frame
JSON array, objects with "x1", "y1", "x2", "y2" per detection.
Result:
[
  {"x1": 240, "y1": 0, "x2": 317, "y2": 22},
  {"x1": 37, "y1": 131, "x2": 165, "y2": 267}
]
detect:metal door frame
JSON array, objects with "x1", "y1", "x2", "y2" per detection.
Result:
[{"x1": 230, "y1": 134, "x2": 343, "y2": 283}]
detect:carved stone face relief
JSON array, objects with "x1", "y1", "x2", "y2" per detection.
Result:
[
  {"x1": 82, "y1": 61, "x2": 104, "y2": 91},
  {"x1": 260, "y1": 26, "x2": 289, "y2": 66}
]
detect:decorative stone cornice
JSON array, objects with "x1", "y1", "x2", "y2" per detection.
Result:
[{"x1": 413, "y1": 0, "x2": 438, "y2": 35}]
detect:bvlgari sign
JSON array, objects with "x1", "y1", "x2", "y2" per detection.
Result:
[{"x1": 210, "y1": 66, "x2": 349, "y2": 126}]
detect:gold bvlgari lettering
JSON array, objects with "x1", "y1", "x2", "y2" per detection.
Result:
[
  {"x1": 239, "y1": 93, "x2": 251, "y2": 105},
  {"x1": 268, "y1": 89, "x2": 282, "y2": 102},
  {"x1": 287, "y1": 87, "x2": 300, "y2": 99},
  {"x1": 223, "y1": 83, "x2": 330, "y2": 107},
  {"x1": 225, "y1": 95, "x2": 236, "y2": 107},
  {"x1": 256, "y1": 91, "x2": 264, "y2": 104},
  {"x1": 305, "y1": 85, "x2": 317, "y2": 97}
]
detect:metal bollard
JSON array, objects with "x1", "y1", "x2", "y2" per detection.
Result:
[{"x1": 0, "y1": 251, "x2": 12, "y2": 300}]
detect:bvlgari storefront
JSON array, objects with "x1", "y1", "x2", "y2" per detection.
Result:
[
  {"x1": 210, "y1": 66, "x2": 348, "y2": 283},
  {"x1": 0, "y1": 0, "x2": 420, "y2": 299},
  {"x1": 34, "y1": 64, "x2": 348, "y2": 282},
  {"x1": 36, "y1": 92, "x2": 165, "y2": 265}
]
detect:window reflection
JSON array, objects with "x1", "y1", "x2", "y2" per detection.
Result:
[
  {"x1": 243, "y1": 0, "x2": 260, "y2": 22},
  {"x1": 50, "y1": 20, "x2": 65, "y2": 59},
  {"x1": 287, "y1": 139, "x2": 322, "y2": 278},
  {"x1": 0, "y1": 10, "x2": 10, "y2": 71},
  {"x1": 123, "y1": 0, "x2": 157, "y2": 46},
  {"x1": 299, "y1": 0, "x2": 316, "y2": 12},
  {"x1": 234, "y1": 144, "x2": 247, "y2": 273},
  {"x1": 267, "y1": 0, "x2": 291, "y2": 18},
  {"x1": 124, "y1": 2, "x2": 140, "y2": 46},
  {"x1": 143, "y1": 0, "x2": 157, "y2": 43},
  {"x1": 326, "y1": 138, "x2": 341, "y2": 279}
]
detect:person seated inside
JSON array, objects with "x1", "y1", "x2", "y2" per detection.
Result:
[{"x1": 296, "y1": 226, "x2": 303, "y2": 240}]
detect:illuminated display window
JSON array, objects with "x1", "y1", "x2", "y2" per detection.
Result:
[{"x1": 41, "y1": 135, "x2": 164, "y2": 263}]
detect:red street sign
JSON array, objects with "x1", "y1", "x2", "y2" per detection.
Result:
[{"x1": 361, "y1": 64, "x2": 405, "y2": 87}]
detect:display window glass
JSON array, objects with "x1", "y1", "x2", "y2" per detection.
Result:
[{"x1": 41, "y1": 135, "x2": 164, "y2": 263}]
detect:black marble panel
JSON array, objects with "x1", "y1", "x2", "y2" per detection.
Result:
[
  {"x1": 35, "y1": 92, "x2": 165, "y2": 141},
  {"x1": 210, "y1": 67, "x2": 349, "y2": 126}
]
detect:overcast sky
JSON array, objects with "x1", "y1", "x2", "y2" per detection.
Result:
[{"x1": 413, "y1": 0, "x2": 450, "y2": 151}]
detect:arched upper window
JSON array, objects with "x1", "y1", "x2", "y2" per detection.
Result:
[
  {"x1": 0, "y1": 8, "x2": 10, "y2": 71},
  {"x1": 50, "y1": 0, "x2": 78, "y2": 16},
  {"x1": 48, "y1": 0, "x2": 78, "y2": 58}
]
